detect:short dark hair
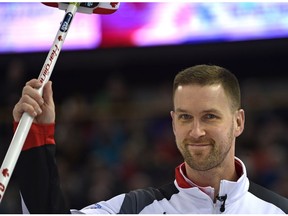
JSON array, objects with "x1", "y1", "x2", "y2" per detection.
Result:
[{"x1": 173, "y1": 64, "x2": 241, "y2": 111}]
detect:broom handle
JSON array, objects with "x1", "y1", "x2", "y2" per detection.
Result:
[{"x1": 0, "y1": 3, "x2": 79, "y2": 203}]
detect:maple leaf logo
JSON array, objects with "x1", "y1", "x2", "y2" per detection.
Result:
[
  {"x1": 2, "y1": 169, "x2": 9, "y2": 177},
  {"x1": 58, "y1": 35, "x2": 63, "y2": 41},
  {"x1": 110, "y1": 2, "x2": 118, "y2": 8}
]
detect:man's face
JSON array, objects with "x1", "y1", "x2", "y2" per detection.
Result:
[{"x1": 171, "y1": 84, "x2": 244, "y2": 171}]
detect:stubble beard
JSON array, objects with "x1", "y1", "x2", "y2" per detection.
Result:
[{"x1": 177, "y1": 126, "x2": 234, "y2": 172}]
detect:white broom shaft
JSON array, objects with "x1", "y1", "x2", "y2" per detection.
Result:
[{"x1": 0, "y1": 3, "x2": 79, "y2": 203}]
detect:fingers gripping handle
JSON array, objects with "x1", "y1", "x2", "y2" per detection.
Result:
[{"x1": 0, "y1": 3, "x2": 79, "y2": 203}]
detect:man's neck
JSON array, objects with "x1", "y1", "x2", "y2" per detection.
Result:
[{"x1": 184, "y1": 159, "x2": 239, "y2": 198}]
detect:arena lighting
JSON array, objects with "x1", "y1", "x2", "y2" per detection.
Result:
[{"x1": 1, "y1": 2, "x2": 288, "y2": 53}]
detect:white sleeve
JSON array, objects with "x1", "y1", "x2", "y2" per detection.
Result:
[
  {"x1": 70, "y1": 193, "x2": 126, "y2": 214},
  {"x1": 20, "y1": 192, "x2": 30, "y2": 214}
]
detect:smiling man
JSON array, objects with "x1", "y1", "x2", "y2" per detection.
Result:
[
  {"x1": 10, "y1": 64, "x2": 288, "y2": 213},
  {"x1": 171, "y1": 65, "x2": 245, "y2": 196}
]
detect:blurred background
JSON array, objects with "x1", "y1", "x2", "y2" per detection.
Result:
[{"x1": 0, "y1": 2, "x2": 288, "y2": 213}]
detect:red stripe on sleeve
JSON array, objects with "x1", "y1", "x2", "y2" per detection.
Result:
[{"x1": 13, "y1": 122, "x2": 55, "y2": 151}]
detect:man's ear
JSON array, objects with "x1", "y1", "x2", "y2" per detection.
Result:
[
  {"x1": 235, "y1": 109, "x2": 245, "y2": 137},
  {"x1": 170, "y1": 111, "x2": 176, "y2": 134}
]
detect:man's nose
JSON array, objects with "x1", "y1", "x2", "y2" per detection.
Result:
[{"x1": 188, "y1": 120, "x2": 206, "y2": 138}]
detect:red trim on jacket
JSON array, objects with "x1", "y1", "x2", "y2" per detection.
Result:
[
  {"x1": 13, "y1": 122, "x2": 55, "y2": 151},
  {"x1": 175, "y1": 160, "x2": 244, "y2": 189},
  {"x1": 175, "y1": 163, "x2": 193, "y2": 188}
]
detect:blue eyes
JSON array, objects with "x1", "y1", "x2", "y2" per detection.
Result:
[
  {"x1": 205, "y1": 114, "x2": 217, "y2": 119},
  {"x1": 178, "y1": 114, "x2": 192, "y2": 120},
  {"x1": 177, "y1": 113, "x2": 218, "y2": 121}
]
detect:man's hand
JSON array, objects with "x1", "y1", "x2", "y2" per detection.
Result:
[{"x1": 13, "y1": 79, "x2": 55, "y2": 124}]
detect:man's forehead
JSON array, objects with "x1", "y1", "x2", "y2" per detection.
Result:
[
  {"x1": 173, "y1": 84, "x2": 232, "y2": 111},
  {"x1": 175, "y1": 84, "x2": 223, "y2": 96}
]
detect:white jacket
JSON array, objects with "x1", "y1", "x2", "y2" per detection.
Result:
[{"x1": 73, "y1": 157, "x2": 287, "y2": 214}]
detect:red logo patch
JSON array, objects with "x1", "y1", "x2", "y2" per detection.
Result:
[
  {"x1": 110, "y1": 2, "x2": 118, "y2": 8},
  {"x1": 2, "y1": 169, "x2": 9, "y2": 177}
]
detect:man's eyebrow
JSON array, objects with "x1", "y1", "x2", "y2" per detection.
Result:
[
  {"x1": 174, "y1": 108, "x2": 222, "y2": 114},
  {"x1": 202, "y1": 108, "x2": 222, "y2": 115},
  {"x1": 174, "y1": 108, "x2": 188, "y2": 113}
]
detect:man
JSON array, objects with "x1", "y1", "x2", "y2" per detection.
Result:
[{"x1": 12, "y1": 64, "x2": 287, "y2": 213}]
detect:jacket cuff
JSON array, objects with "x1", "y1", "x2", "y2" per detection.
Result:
[{"x1": 13, "y1": 122, "x2": 56, "y2": 151}]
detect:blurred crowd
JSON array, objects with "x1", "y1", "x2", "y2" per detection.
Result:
[{"x1": 0, "y1": 59, "x2": 287, "y2": 213}]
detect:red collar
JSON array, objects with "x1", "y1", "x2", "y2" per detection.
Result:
[{"x1": 175, "y1": 159, "x2": 244, "y2": 188}]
